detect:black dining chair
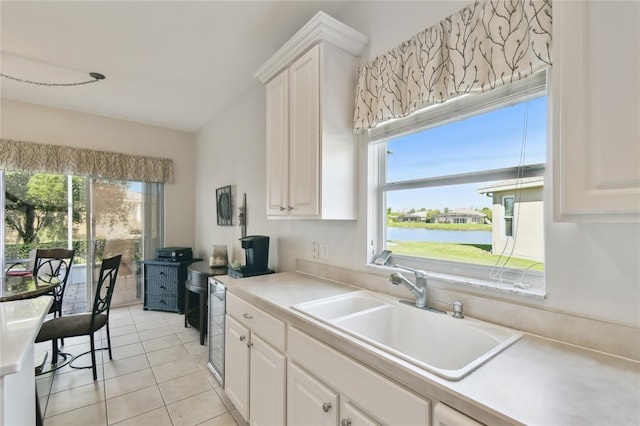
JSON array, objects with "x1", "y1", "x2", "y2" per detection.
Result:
[
  {"x1": 34, "y1": 248, "x2": 75, "y2": 318},
  {"x1": 35, "y1": 254, "x2": 122, "y2": 380}
]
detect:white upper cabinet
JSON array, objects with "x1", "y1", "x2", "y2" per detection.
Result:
[
  {"x1": 553, "y1": 1, "x2": 640, "y2": 222},
  {"x1": 256, "y1": 12, "x2": 369, "y2": 219}
]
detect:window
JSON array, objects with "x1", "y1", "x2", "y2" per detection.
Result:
[
  {"x1": 369, "y1": 72, "x2": 547, "y2": 290},
  {"x1": 503, "y1": 196, "x2": 515, "y2": 237}
]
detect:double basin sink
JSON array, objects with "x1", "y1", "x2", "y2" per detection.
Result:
[{"x1": 292, "y1": 291, "x2": 522, "y2": 380}]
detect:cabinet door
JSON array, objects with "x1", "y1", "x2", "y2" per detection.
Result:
[
  {"x1": 225, "y1": 315, "x2": 250, "y2": 421},
  {"x1": 340, "y1": 401, "x2": 379, "y2": 426},
  {"x1": 289, "y1": 44, "x2": 321, "y2": 217},
  {"x1": 266, "y1": 69, "x2": 290, "y2": 216},
  {"x1": 288, "y1": 361, "x2": 338, "y2": 426},
  {"x1": 249, "y1": 334, "x2": 286, "y2": 426},
  {"x1": 553, "y1": 1, "x2": 640, "y2": 221}
]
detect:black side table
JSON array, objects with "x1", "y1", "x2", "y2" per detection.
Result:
[{"x1": 184, "y1": 262, "x2": 226, "y2": 345}]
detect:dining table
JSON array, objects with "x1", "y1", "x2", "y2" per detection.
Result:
[{"x1": 0, "y1": 275, "x2": 60, "y2": 302}]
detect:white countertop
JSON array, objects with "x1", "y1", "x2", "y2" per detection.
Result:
[
  {"x1": 218, "y1": 272, "x2": 640, "y2": 425},
  {"x1": 0, "y1": 296, "x2": 53, "y2": 376}
]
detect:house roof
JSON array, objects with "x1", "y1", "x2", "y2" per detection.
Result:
[
  {"x1": 439, "y1": 208, "x2": 487, "y2": 217},
  {"x1": 398, "y1": 211, "x2": 428, "y2": 218},
  {"x1": 477, "y1": 176, "x2": 544, "y2": 195}
]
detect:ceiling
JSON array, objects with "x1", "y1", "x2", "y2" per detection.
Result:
[{"x1": 0, "y1": 1, "x2": 351, "y2": 132}]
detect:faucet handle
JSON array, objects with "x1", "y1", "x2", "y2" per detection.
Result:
[
  {"x1": 439, "y1": 299, "x2": 464, "y2": 319},
  {"x1": 394, "y1": 264, "x2": 427, "y2": 278}
]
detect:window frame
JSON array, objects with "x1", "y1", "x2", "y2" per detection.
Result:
[
  {"x1": 502, "y1": 195, "x2": 515, "y2": 238},
  {"x1": 366, "y1": 72, "x2": 548, "y2": 296}
]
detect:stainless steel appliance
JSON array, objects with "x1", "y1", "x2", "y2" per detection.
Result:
[{"x1": 207, "y1": 277, "x2": 226, "y2": 385}]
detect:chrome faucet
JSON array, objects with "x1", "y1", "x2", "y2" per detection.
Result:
[{"x1": 389, "y1": 264, "x2": 428, "y2": 308}]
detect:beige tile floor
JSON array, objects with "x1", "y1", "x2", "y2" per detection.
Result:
[{"x1": 35, "y1": 305, "x2": 244, "y2": 425}]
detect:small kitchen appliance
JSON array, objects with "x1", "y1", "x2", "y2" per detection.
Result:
[
  {"x1": 227, "y1": 235, "x2": 274, "y2": 278},
  {"x1": 155, "y1": 247, "x2": 193, "y2": 262}
]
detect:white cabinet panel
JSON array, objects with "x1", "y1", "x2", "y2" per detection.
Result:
[
  {"x1": 250, "y1": 334, "x2": 286, "y2": 426},
  {"x1": 289, "y1": 46, "x2": 321, "y2": 217},
  {"x1": 266, "y1": 70, "x2": 290, "y2": 217},
  {"x1": 224, "y1": 315, "x2": 250, "y2": 421},
  {"x1": 288, "y1": 361, "x2": 339, "y2": 426},
  {"x1": 553, "y1": 0, "x2": 640, "y2": 221}
]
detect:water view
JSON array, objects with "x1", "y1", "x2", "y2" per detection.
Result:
[{"x1": 387, "y1": 227, "x2": 492, "y2": 245}]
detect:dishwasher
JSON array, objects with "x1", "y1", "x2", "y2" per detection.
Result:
[{"x1": 207, "y1": 277, "x2": 226, "y2": 386}]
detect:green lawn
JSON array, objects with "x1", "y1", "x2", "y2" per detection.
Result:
[{"x1": 388, "y1": 240, "x2": 544, "y2": 272}]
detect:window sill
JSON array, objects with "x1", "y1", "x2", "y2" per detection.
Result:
[{"x1": 366, "y1": 263, "x2": 546, "y2": 300}]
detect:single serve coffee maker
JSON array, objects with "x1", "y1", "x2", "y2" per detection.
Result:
[{"x1": 228, "y1": 235, "x2": 275, "y2": 278}]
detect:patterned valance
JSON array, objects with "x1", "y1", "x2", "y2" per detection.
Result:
[
  {"x1": 0, "y1": 139, "x2": 174, "y2": 183},
  {"x1": 353, "y1": 0, "x2": 552, "y2": 133}
]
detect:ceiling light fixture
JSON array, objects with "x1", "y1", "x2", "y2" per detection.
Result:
[{"x1": 0, "y1": 71, "x2": 106, "y2": 86}]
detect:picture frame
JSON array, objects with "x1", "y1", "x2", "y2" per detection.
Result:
[{"x1": 216, "y1": 185, "x2": 233, "y2": 226}]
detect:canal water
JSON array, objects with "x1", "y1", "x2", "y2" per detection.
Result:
[{"x1": 387, "y1": 227, "x2": 492, "y2": 245}]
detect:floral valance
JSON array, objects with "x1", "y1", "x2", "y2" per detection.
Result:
[
  {"x1": 353, "y1": 0, "x2": 552, "y2": 133},
  {"x1": 0, "y1": 139, "x2": 174, "y2": 183}
]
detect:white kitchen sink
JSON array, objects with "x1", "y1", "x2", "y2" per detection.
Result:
[{"x1": 292, "y1": 291, "x2": 522, "y2": 380}]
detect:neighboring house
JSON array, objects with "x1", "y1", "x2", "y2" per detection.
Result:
[
  {"x1": 433, "y1": 208, "x2": 487, "y2": 224},
  {"x1": 478, "y1": 177, "x2": 544, "y2": 262},
  {"x1": 397, "y1": 211, "x2": 428, "y2": 222}
]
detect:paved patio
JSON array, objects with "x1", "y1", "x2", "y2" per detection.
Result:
[{"x1": 62, "y1": 274, "x2": 142, "y2": 315}]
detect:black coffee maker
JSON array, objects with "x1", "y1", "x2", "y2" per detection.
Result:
[{"x1": 228, "y1": 235, "x2": 275, "y2": 278}]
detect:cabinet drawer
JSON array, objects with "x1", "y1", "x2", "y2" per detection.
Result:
[
  {"x1": 227, "y1": 292, "x2": 285, "y2": 352},
  {"x1": 288, "y1": 326, "x2": 430, "y2": 425},
  {"x1": 146, "y1": 264, "x2": 179, "y2": 282},
  {"x1": 145, "y1": 294, "x2": 179, "y2": 311},
  {"x1": 145, "y1": 279, "x2": 178, "y2": 295}
]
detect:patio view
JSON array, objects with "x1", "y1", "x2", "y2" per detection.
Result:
[{"x1": 4, "y1": 172, "x2": 146, "y2": 313}]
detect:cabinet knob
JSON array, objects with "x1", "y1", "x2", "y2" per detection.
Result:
[
  {"x1": 280, "y1": 206, "x2": 286, "y2": 211},
  {"x1": 287, "y1": 206, "x2": 294, "y2": 211},
  {"x1": 239, "y1": 335, "x2": 245, "y2": 342},
  {"x1": 247, "y1": 341, "x2": 253, "y2": 348},
  {"x1": 341, "y1": 419, "x2": 352, "y2": 426},
  {"x1": 322, "y1": 403, "x2": 332, "y2": 413}
]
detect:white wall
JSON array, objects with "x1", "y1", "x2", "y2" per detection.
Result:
[
  {"x1": 0, "y1": 99, "x2": 197, "y2": 248},
  {"x1": 194, "y1": 1, "x2": 640, "y2": 329}
]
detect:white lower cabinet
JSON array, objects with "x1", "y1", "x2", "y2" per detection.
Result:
[
  {"x1": 225, "y1": 315, "x2": 250, "y2": 419},
  {"x1": 224, "y1": 293, "x2": 286, "y2": 425},
  {"x1": 250, "y1": 334, "x2": 286, "y2": 426},
  {"x1": 288, "y1": 361, "x2": 338, "y2": 425},
  {"x1": 287, "y1": 326, "x2": 431, "y2": 425}
]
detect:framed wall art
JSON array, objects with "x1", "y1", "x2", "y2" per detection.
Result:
[{"x1": 216, "y1": 185, "x2": 233, "y2": 226}]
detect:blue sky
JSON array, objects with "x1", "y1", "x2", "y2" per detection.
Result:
[{"x1": 386, "y1": 96, "x2": 547, "y2": 212}]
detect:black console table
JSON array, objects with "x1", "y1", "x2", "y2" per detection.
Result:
[
  {"x1": 184, "y1": 262, "x2": 226, "y2": 345},
  {"x1": 143, "y1": 258, "x2": 201, "y2": 313}
]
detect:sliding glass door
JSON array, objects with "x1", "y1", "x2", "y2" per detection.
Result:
[{"x1": 2, "y1": 171, "x2": 163, "y2": 312}]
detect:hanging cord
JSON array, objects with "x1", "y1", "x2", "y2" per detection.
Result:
[
  {"x1": 0, "y1": 71, "x2": 105, "y2": 87},
  {"x1": 489, "y1": 96, "x2": 542, "y2": 286}
]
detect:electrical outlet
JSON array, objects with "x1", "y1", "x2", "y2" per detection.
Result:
[
  {"x1": 312, "y1": 242, "x2": 319, "y2": 259},
  {"x1": 320, "y1": 243, "x2": 329, "y2": 259}
]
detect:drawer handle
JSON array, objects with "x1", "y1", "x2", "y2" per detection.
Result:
[
  {"x1": 279, "y1": 206, "x2": 286, "y2": 211},
  {"x1": 322, "y1": 403, "x2": 332, "y2": 413},
  {"x1": 341, "y1": 419, "x2": 351, "y2": 426},
  {"x1": 160, "y1": 300, "x2": 166, "y2": 304},
  {"x1": 240, "y1": 335, "x2": 246, "y2": 342},
  {"x1": 160, "y1": 285, "x2": 166, "y2": 289},
  {"x1": 159, "y1": 271, "x2": 165, "y2": 275},
  {"x1": 243, "y1": 313, "x2": 253, "y2": 319}
]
